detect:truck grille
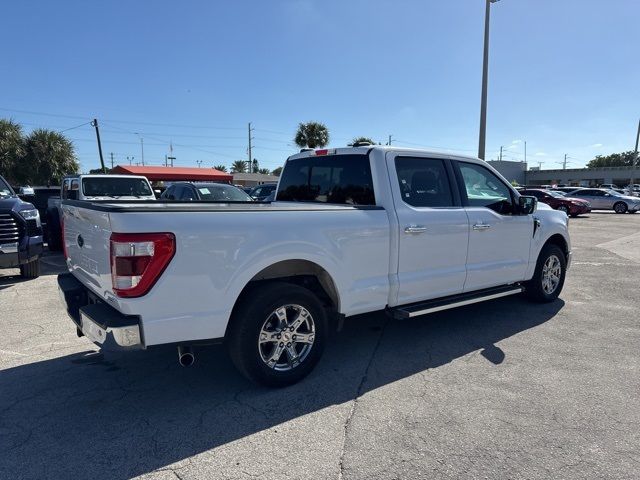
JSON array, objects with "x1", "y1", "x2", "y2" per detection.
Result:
[{"x1": 0, "y1": 213, "x2": 21, "y2": 244}]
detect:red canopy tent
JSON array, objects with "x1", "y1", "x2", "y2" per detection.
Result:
[{"x1": 111, "y1": 165, "x2": 233, "y2": 183}]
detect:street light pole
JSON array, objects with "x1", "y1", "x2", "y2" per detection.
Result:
[
  {"x1": 478, "y1": 0, "x2": 499, "y2": 160},
  {"x1": 631, "y1": 118, "x2": 639, "y2": 188}
]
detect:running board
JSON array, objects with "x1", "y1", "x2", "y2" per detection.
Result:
[{"x1": 392, "y1": 285, "x2": 524, "y2": 319}]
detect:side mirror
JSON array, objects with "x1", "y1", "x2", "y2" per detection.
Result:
[{"x1": 518, "y1": 195, "x2": 537, "y2": 215}]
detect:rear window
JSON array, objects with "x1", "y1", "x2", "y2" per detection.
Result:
[
  {"x1": 276, "y1": 154, "x2": 375, "y2": 205},
  {"x1": 82, "y1": 177, "x2": 153, "y2": 197}
]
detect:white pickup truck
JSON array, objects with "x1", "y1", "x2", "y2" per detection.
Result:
[{"x1": 58, "y1": 146, "x2": 571, "y2": 386}]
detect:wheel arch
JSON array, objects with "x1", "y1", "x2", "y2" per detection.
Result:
[
  {"x1": 225, "y1": 259, "x2": 342, "y2": 337},
  {"x1": 544, "y1": 233, "x2": 569, "y2": 258}
]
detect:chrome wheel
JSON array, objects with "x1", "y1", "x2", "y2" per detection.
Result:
[
  {"x1": 258, "y1": 304, "x2": 315, "y2": 372},
  {"x1": 614, "y1": 202, "x2": 627, "y2": 214},
  {"x1": 541, "y1": 254, "x2": 561, "y2": 295}
]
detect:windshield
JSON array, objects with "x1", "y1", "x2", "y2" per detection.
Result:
[
  {"x1": 0, "y1": 176, "x2": 14, "y2": 198},
  {"x1": 548, "y1": 191, "x2": 566, "y2": 198},
  {"x1": 82, "y1": 177, "x2": 153, "y2": 198},
  {"x1": 196, "y1": 184, "x2": 252, "y2": 201}
]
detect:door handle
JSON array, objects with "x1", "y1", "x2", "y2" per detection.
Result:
[
  {"x1": 472, "y1": 222, "x2": 491, "y2": 231},
  {"x1": 404, "y1": 225, "x2": 427, "y2": 234}
]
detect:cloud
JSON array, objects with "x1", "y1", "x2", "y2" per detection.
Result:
[
  {"x1": 589, "y1": 143, "x2": 603, "y2": 148},
  {"x1": 535, "y1": 152, "x2": 547, "y2": 156}
]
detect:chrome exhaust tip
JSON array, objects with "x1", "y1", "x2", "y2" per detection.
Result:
[{"x1": 177, "y1": 346, "x2": 195, "y2": 367}]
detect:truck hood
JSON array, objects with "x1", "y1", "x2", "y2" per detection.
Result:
[{"x1": 0, "y1": 195, "x2": 35, "y2": 213}]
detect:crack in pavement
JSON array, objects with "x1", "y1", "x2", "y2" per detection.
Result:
[{"x1": 337, "y1": 316, "x2": 390, "y2": 480}]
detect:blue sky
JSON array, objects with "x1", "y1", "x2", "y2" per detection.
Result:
[{"x1": 1, "y1": 0, "x2": 638, "y2": 172}]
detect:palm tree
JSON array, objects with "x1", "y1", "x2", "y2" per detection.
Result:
[
  {"x1": 20, "y1": 129, "x2": 78, "y2": 184},
  {"x1": 0, "y1": 119, "x2": 25, "y2": 184},
  {"x1": 257, "y1": 168, "x2": 271, "y2": 175},
  {"x1": 294, "y1": 122, "x2": 329, "y2": 149},
  {"x1": 349, "y1": 136, "x2": 375, "y2": 146},
  {"x1": 213, "y1": 164, "x2": 228, "y2": 172},
  {"x1": 231, "y1": 160, "x2": 247, "y2": 173}
]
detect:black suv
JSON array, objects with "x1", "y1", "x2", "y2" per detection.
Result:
[{"x1": 0, "y1": 174, "x2": 43, "y2": 278}]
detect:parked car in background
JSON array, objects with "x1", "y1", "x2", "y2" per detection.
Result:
[
  {"x1": 249, "y1": 183, "x2": 277, "y2": 201},
  {"x1": 600, "y1": 183, "x2": 618, "y2": 190},
  {"x1": 519, "y1": 188, "x2": 591, "y2": 217},
  {"x1": 567, "y1": 188, "x2": 640, "y2": 214},
  {"x1": 161, "y1": 182, "x2": 253, "y2": 201},
  {"x1": 0, "y1": 174, "x2": 43, "y2": 278},
  {"x1": 46, "y1": 174, "x2": 155, "y2": 251}
]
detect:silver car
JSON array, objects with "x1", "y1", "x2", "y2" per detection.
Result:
[{"x1": 567, "y1": 188, "x2": 640, "y2": 214}]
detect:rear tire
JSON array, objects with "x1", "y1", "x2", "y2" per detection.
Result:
[
  {"x1": 226, "y1": 282, "x2": 328, "y2": 387},
  {"x1": 20, "y1": 258, "x2": 41, "y2": 279},
  {"x1": 613, "y1": 202, "x2": 627, "y2": 214},
  {"x1": 525, "y1": 244, "x2": 566, "y2": 303}
]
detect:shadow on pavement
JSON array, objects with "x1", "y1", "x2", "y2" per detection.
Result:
[{"x1": 0, "y1": 296, "x2": 563, "y2": 479}]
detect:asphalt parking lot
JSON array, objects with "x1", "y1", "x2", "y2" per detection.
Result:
[{"x1": 1, "y1": 212, "x2": 639, "y2": 480}]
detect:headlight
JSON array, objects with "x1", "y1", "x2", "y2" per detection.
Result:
[
  {"x1": 19, "y1": 208, "x2": 41, "y2": 227},
  {"x1": 19, "y1": 209, "x2": 39, "y2": 220}
]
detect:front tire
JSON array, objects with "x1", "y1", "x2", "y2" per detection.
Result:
[
  {"x1": 557, "y1": 205, "x2": 569, "y2": 214},
  {"x1": 525, "y1": 244, "x2": 566, "y2": 303},
  {"x1": 614, "y1": 202, "x2": 627, "y2": 214},
  {"x1": 20, "y1": 258, "x2": 41, "y2": 279},
  {"x1": 226, "y1": 282, "x2": 328, "y2": 387}
]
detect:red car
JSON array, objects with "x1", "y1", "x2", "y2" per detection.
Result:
[{"x1": 520, "y1": 189, "x2": 591, "y2": 217}]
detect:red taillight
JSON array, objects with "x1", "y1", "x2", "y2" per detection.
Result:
[
  {"x1": 315, "y1": 149, "x2": 329, "y2": 156},
  {"x1": 110, "y1": 232, "x2": 175, "y2": 298}
]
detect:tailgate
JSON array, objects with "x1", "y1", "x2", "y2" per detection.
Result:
[{"x1": 62, "y1": 203, "x2": 114, "y2": 297}]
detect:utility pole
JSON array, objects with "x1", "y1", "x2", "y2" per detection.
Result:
[
  {"x1": 127, "y1": 156, "x2": 134, "y2": 166},
  {"x1": 168, "y1": 156, "x2": 176, "y2": 167},
  {"x1": 248, "y1": 122, "x2": 254, "y2": 169},
  {"x1": 499, "y1": 146, "x2": 503, "y2": 161},
  {"x1": 196, "y1": 160, "x2": 202, "y2": 168},
  {"x1": 478, "y1": 0, "x2": 500, "y2": 160},
  {"x1": 631, "y1": 118, "x2": 639, "y2": 187},
  {"x1": 90, "y1": 118, "x2": 106, "y2": 173},
  {"x1": 563, "y1": 154, "x2": 567, "y2": 170},
  {"x1": 524, "y1": 141, "x2": 527, "y2": 166},
  {"x1": 164, "y1": 155, "x2": 168, "y2": 167},
  {"x1": 110, "y1": 152, "x2": 114, "y2": 169},
  {"x1": 140, "y1": 137, "x2": 145, "y2": 166},
  {"x1": 387, "y1": 134, "x2": 393, "y2": 146}
]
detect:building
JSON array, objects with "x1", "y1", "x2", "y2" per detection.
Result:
[
  {"x1": 525, "y1": 166, "x2": 639, "y2": 187},
  {"x1": 111, "y1": 165, "x2": 232, "y2": 183},
  {"x1": 231, "y1": 172, "x2": 279, "y2": 187},
  {"x1": 486, "y1": 160, "x2": 639, "y2": 188}
]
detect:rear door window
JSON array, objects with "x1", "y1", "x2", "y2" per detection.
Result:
[
  {"x1": 276, "y1": 154, "x2": 375, "y2": 205},
  {"x1": 394, "y1": 157, "x2": 454, "y2": 207}
]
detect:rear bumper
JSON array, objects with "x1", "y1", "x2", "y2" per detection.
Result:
[{"x1": 57, "y1": 273, "x2": 144, "y2": 351}]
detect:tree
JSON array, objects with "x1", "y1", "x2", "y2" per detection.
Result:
[
  {"x1": 89, "y1": 167, "x2": 111, "y2": 174},
  {"x1": 271, "y1": 166, "x2": 283, "y2": 176},
  {"x1": 257, "y1": 168, "x2": 271, "y2": 175},
  {"x1": 251, "y1": 158, "x2": 259, "y2": 173},
  {"x1": 0, "y1": 119, "x2": 25, "y2": 184},
  {"x1": 18, "y1": 129, "x2": 79, "y2": 185},
  {"x1": 587, "y1": 151, "x2": 637, "y2": 169},
  {"x1": 213, "y1": 164, "x2": 228, "y2": 172},
  {"x1": 349, "y1": 136, "x2": 375, "y2": 146},
  {"x1": 294, "y1": 122, "x2": 329, "y2": 149},
  {"x1": 231, "y1": 160, "x2": 247, "y2": 173}
]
